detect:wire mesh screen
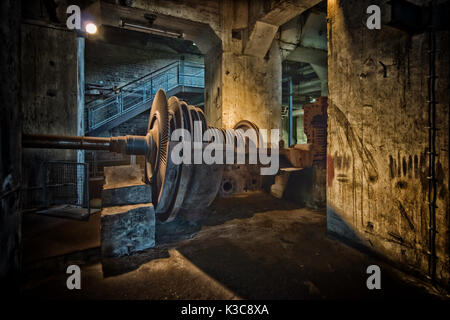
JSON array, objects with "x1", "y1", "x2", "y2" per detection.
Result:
[
  {"x1": 42, "y1": 161, "x2": 89, "y2": 208},
  {"x1": 22, "y1": 186, "x2": 45, "y2": 209}
]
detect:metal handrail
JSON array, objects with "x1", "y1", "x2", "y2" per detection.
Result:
[
  {"x1": 86, "y1": 61, "x2": 204, "y2": 107},
  {"x1": 86, "y1": 61, "x2": 204, "y2": 132},
  {"x1": 86, "y1": 61, "x2": 179, "y2": 107}
]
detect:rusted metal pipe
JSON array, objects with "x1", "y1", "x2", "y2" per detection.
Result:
[
  {"x1": 23, "y1": 133, "x2": 149, "y2": 156},
  {"x1": 22, "y1": 134, "x2": 111, "y2": 150}
]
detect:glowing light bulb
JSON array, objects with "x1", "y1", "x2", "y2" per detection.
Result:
[{"x1": 85, "y1": 23, "x2": 97, "y2": 34}]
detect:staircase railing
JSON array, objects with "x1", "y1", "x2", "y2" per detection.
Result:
[{"x1": 86, "y1": 61, "x2": 204, "y2": 133}]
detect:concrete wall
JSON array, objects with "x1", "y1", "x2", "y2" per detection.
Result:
[
  {"x1": 110, "y1": 110, "x2": 150, "y2": 136},
  {"x1": 129, "y1": 0, "x2": 322, "y2": 135},
  {"x1": 132, "y1": 0, "x2": 221, "y2": 36},
  {"x1": 0, "y1": 0, "x2": 21, "y2": 294},
  {"x1": 327, "y1": 0, "x2": 449, "y2": 287},
  {"x1": 21, "y1": 24, "x2": 78, "y2": 192},
  {"x1": 220, "y1": 42, "x2": 282, "y2": 131},
  {"x1": 203, "y1": 0, "x2": 283, "y2": 135},
  {"x1": 204, "y1": 43, "x2": 223, "y2": 128},
  {"x1": 129, "y1": 0, "x2": 286, "y2": 132}
]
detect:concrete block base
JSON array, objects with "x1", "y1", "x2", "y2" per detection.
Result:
[
  {"x1": 102, "y1": 184, "x2": 151, "y2": 207},
  {"x1": 270, "y1": 171, "x2": 291, "y2": 199},
  {"x1": 101, "y1": 203, "x2": 155, "y2": 257},
  {"x1": 103, "y1": 164, "x2": 143, "y2": 188}
]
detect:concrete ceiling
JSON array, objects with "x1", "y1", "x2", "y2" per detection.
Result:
[
  {"x1": 85, "y1": 0, "x2": 220, "y2": 54},
  {"x1": 279, "y1": 6, "x2": 328, "y2": 97},
  {"x1": 92, "y1": 24, "x2": 203, "y2": 55}
]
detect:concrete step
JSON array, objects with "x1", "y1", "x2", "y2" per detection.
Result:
[{"x1": 102, "y1": 184, "x2": 151, "y2": 207}]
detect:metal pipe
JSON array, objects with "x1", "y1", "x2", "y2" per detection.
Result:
[
  {"x1": 22, "y1": 133, "x2": 149, "y2": 156},
  {"x1": 22, "y1": 134, "x2": 111, "y2": 150},
  {"x1": 288, "y1": 77, "x2": 294, "y2": 147},
  {"x1": 22, "y1": 133, "x2": 275, "y2": 156},
  {"x1": 120, "y1": 20, "x2": 182, "y2": 38},
  {"x1": 427, "y1": 0, "x2": 438, "y2": 284}
]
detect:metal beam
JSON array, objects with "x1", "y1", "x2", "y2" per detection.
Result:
[
  {"x1": 288, "y1": 77, "x2": 294, "y2": 147},
  {"x1": 77, "y1": 35, "x2": 85, "y2": 205}
]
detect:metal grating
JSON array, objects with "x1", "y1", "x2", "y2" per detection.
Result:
[{"x1": 42, "y1": 161, "x2": 89, "y2": 209}]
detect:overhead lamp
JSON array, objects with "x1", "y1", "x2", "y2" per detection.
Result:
[
  {"x1": 85, "y1": 22, "x2": 98, "y2": 35},
  {"x1": 119, "y1": 19, "x2": 183, "y2": 39}
]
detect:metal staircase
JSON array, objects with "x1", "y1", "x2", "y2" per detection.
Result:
[{"x1": 85, "y1": 61, "x2": 204, "y2": 136}]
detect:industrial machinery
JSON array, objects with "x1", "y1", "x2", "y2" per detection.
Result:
[
  {"x1": 23, "y1": 89, "x2": 327, "y2": 222},
  {"x1": 23, "y1": 90, "x2": 262, "y2": 222}
]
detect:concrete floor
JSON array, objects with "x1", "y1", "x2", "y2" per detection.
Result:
[{"x1": 22, "y1": 192, "x2": 444, "y2": 300}]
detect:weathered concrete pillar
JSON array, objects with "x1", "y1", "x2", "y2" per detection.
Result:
[
  {"x1": 205, "y1": 43, "x2": 282, "y2": 133},
  {"x1": 203, "y1": 0, "x2": 284, "y2": 136},
  {"x1": 203, "y1": 0, "x2": 322, "y2": 137},
  {"x1": 126, "y1": 0, "x2": 321, "y2": 137}
]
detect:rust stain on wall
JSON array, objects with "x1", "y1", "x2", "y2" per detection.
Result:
[{"x1": 327, "y1": 155, "x2": 334, "y2": 187}]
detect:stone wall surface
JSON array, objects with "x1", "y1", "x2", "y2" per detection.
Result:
[
  {"x1": 0, "y1": 0, "x2": 21, "y2": 295},
  {"x1": 204, "y1": 43, "x2": 223, "y2": 128},
  {"x1": 21, "y1": 24, "x2": 78, "y2": 190},
  {"x1": 327, "y1": 0, "x2": 449, "y2": 286},
  {"x1": 220, "y1": 42, "x2": 282, "y2": 132},
  {"x1": 204, "y1": 1, "x2": 284, "y2": 135},
  {"x1": 86, "y1": 40, "x2": 203, "y2": 90},
  {"x1": 110, "y1": 110, "x2": 150, "y2": 136}
]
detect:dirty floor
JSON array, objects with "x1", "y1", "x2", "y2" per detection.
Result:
[{"x1": 21, "y1": 192, "x2": 444, "y2": 299}]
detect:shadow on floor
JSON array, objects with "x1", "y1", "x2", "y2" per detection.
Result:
[
  {"x1": 21, "y1": 192, "x2": 444, "y2": 299},
  {"x1": 103, "y1": 193, "x2": 300, "y2": 277},
  {"x1": 156, "y1": 192, "x2": 303, "y2": 245},
  {"x1": 176, "y1": 228, "x2": 437, "y2": 299}
]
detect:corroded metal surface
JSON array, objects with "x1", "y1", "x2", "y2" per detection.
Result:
[{"x1": 146, "y1": 90, "x2": 170, "y2": 207}]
